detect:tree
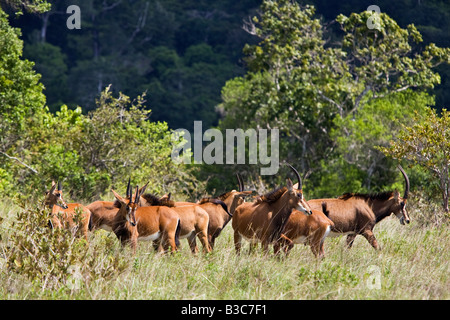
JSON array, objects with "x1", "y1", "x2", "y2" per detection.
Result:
[
  {"x1": 218, "y1": 0, "x2": 450, "y2": 195},
  {"x1": 1, "y1": 0, "x2": 50, "y2": 15},
  {"x1": 27, "y1": 85, "x2": 203, "y2": 201},
  {"x1": 24, "y1": 42, "x2": 68, "y2": 110},
  {"x1": 380, "y1": 108, "x2": 450, "y2": 212},
  {"x1": 0, "y1": 6, "x2": 47, "y2": 191},
  {"x1": 220, "y1": 0, "x2": 343, "y2": 175},
  {"x1": 329, "y1": 90, "x2": 433, "y2": 192}
]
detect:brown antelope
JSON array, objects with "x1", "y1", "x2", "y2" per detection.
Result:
[
  {"x1": 149, "y1": 200, "x2": 214, "y2": 254},
  {"x1": 232, "y1": 164, "x2": 313, "y2": 255},
  {"x1": 200, "y1": 173, "x2": 252, "y2": 249},
  {"x1": 44, "y1": 181, "x2": 91, "y2": 241},
  {"x1": 87, "y1": 180, "x2": 152, "y2": 232},
  {"x1": 307, "y1": 165, "x2": 411, "y2": 250},
  {"x1": 274, "y1": 202, "x2": 334, "y2": 258},
  {"x1": 111, "y1": 185, "x2": 181, "y2": 254},
  {"x1": 132, "y1": 189, "x2": 214, "y2": 254}
]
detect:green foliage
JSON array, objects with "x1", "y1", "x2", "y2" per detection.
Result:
[
  {"x1": 13, "y1": 0, "x2": 255, "y2": 129},
  {"x1": 5, "y1": 202, "x2": 128, "y2": 292},
  {"x1": 0, "y1": 4, "x2": 201, "y2": 201},
  {"x1": 327, "y1": 91, "x2": 433, "y2": 193},
  {"x1": 23, "y1": 42, "x2": 68, "y2": 111},
  {"x1": 218, "y1": 0, "x2": 450, "y2": 197},
  {"x1": 0, "y1": 7, "x2": 48, "y2": 197},
  {"x1": 1, "y1": 0, "x2": 50, "y2": 15},
  {"x1": 0, "y1": 8, "x2": 46, "y2": 154},
  {"x1": 381, "y1": 107, "x2": 450, "y2": 212}
]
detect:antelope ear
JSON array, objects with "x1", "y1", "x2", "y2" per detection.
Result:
[
  {"x1": 286, "y1": 178, "x2": 293, "y2": 191},
  {"x1": 139, "y1": 181, "x2": 149, "y2": 196},
  {"x1": 393, "y1": 190, "x2": 400, "y2": 200},
  {"x1": 111, "y1": 189, "x2": 126, "y2": 204}
]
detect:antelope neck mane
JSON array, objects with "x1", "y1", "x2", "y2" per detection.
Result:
[
  {"x1": 256, "y1": 187, "x2": 287, "y2": 205},
  {"x1": 339, "y1": 191, "x2": 394, "y2": 202},
  {"x1": 217, "y1": 191, "x2": 233, "y2": 201},
  {"x1": 199, "y1": 198, "x2": 230, "y2": 214},
  {"x1": 141, "y1": 193, "x2": 175, "y2": 207}
]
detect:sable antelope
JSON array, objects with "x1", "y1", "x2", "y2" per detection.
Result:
[
  {"x1": 128, "y1": 189, "x2": 213, "y2": 254},
  {"x1": 232, "y1": 164, "x2": 313, "y2": 255},
  {"x1": 147, "y1": 199, "x2": 215, "y2": 254},
  {"x1": 87, "y1": 180, "x2": 152, "y2": 232},
  {"x1": 274, "y1": 202, "x2": 334, "y2": 258},
  {"x1": 111, "y1": 185, "x2": 181, "y2": 254},
  {"x1": 200, "y1": 173, "x2": 252, "y2": 249},
  {"x1": 44, "y1": 181, "x2": 91, "y2": 241},
  {"x1": 307, "y1": 165, "x2": 411, "y2": 250}
]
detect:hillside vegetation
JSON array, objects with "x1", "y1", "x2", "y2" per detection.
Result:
[
  {"x1": 0, "y1": 199, "x2": 448, "y2": 299},
  {"x1": 0, "y1": 0, "x2": 448, "y2": 301}
]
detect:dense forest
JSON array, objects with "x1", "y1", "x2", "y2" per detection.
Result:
[
  {"x1": 1, "y1": 0, "x2": 449, "y2": 214},
  {"x1": 6, "y1": 0, "x2": 450, "y2": 128}
]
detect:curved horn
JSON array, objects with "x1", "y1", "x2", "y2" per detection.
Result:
[
  {"x1": 286, "y1": 163, "x2": 302, "y2": 190},
  {"x1": 126, "y1": 178, "x2": 131, "y2": 199},
  {"x1": 57, "y1": 180, "x2": 62, "y2": 191},
  {"x1": 236, "y1": 173, "x2": 243, "y2": 192},
  {"x1": 134, "y1": 186, "x2": 140, "y2": 204},
  {"x1": 398, "y1": 165, "x2": 410, "y2": 199}
]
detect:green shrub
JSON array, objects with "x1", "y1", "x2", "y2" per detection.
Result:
[{"x1": 4, "y1": 202, "x2": 129, "y2": 292}]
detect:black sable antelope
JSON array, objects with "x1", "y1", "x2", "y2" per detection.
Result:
[
  {"x1": 307, "y1": 166, "x2": 411, "y2": 250},
  {"x1": 232, "y1": 164, "x2": 313, "y2": 255}
]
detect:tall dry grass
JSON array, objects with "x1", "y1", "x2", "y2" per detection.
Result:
[{"x1": 0, "y1": 200, "x2": 448, "y2": 300}]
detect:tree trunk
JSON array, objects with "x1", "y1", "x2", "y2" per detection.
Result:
[
  {"x1": 444, "y1": 180, "x2": 449, "y2": 213},
  {"x1": 40, "y1": 11, "x2": 50, "y2": 42}
]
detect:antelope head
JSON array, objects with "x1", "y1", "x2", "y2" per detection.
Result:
[
  {"x1": 394, "y1": 165, "x2": 411, "y2": 225},
  {"x1": 234, "y1": 173, "x2": 253, "y2": 206},
  {"x1": 286, "y1": 163, "x2": 312, "y2": 216},
  {"x1": 44, "y1": 180, "x2": 69, "y2": 210},
  {"x1": 112, "y1": 183, "x2": 140, "y2": 227}
]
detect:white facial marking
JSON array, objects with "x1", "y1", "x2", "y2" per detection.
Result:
[{"x1": 296, "y1": 201, "x2": 311, "y2": 215}]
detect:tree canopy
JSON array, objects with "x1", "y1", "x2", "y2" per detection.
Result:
[
  {"x1": 1, "y1": 0, "x2": 450, "y2": 211},
  {"x1": 217, "y1": 0, "x2": 449, "y2": 198}
]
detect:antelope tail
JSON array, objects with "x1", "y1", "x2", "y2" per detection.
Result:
[
  {"x1": 88, "y1": 211, "x2": 94, "y2": 231},
  {"x1": 175, "y1": 219, "x2": 181, "y2": 248},
  {"x1": 321, "y1": 202, "x2": 329, "y2": 217}
]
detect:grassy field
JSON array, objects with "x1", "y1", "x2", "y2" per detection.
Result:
[{"x1": 0, "y1": 200, "x2": 448, "y2": 300}]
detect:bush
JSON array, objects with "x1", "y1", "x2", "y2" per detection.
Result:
[{"x1": 4, "y1": 202, "x2": 129, "y2": 292}]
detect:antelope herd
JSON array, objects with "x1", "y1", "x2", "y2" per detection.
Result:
[{"x1": 43, "y1": 164, "x2": 411, "y2": 258}]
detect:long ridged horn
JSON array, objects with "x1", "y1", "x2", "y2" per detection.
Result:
[
  {"x1": 134, "y1": 186, "x2": 139, "y2": 204},
  {"x1": 236, "y1": 173, "x2": 243, "y2": 192},
  {"x1": 286, "y1": 163, "x2": 302, "y2": 190},
  {"x1": 398, "y1": 165, "x2": 410, "y2": 200},
  {"x1": 57, "y1": 180, "x2": 62, "y2": 191},
  {"x1": 126, "y1": 178, "x2": 131, "y2": 199}
]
